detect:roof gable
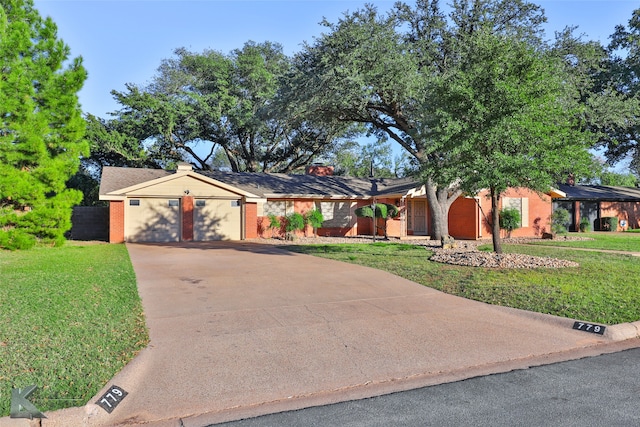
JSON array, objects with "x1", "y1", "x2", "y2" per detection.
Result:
[{"x1": 99, "y1": 167, "x2": 262, "y2": 200}]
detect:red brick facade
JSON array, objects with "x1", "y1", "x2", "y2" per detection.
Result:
[
  {"x1": 109, "y1": 200, "x2": 125, "y2": 243},
  {"x1": 601, "y1": 201, "x2": 640, "y2": 230},
  {"x1": 182, "y1": 196, "x2": 194, "y2": 241},
  {"x1": 245, "y1": 203, "x2": 258, "y2": 238}
]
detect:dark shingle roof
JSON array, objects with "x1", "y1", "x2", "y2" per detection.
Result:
[
  {"x1": 557, "y1": 184, "x2": 640, "y2": 201},
  {"x1": 99, "y1": 166, "x2": 421, "y2": 198},
  {"x1": 99, "y1": 167, "x2": 171, "y2": 196}
]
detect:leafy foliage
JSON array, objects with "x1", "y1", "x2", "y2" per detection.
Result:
[
  {"x1": 551, "y1": 208, "x2": 570, "y2": 235},
  {"x1": 601, "y1": 7, "x2": 640, "y2": 171},
  {"x1": 499, "y1": 208, "x2": 521, "y2": 238},
  {"x1": 266, "y1": 213, "x2": 281, "y2": 238},
  {"x1": 599, "y1": 170, "x2": 639, "y2": 187},
  {"x1": 304, "y1": 209, "x2": 324, "y2": 236},
  {"x1": 579, "y1": 217, "x2": 591, "y2": 232},
  {"x1": 85, "y1": 42, "x2": 354, "y2": 173},
  {"x1": 291, "y1": 0, "x2": 551, "y2": 240},
  {"x1": 425, "y1": 28, "x2": 593, "y2": 252},
  {"x1": 0, "y1": 0, "x2": 88, "y2": 249},
  {"x1": 354, "y1": 203, "x2": 399, "y2": 238},
  {"x1": 285, "y1": 212, "x2": 305, "y2": 233}
]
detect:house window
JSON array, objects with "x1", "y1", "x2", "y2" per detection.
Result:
[
  {"x1": 195, "y1": 200, "x2": 206, "y2": 207},
  {"x1": 316, "y1": 201, "x2": 353, "y2": 228},
  {"x1": 129, "y1": 199, "x2": 140, "y2": 206},
  {"x1": 503, "y1": 197, "x2": 529, "y2": 227},
  {"x1": 168, "y1": 199, "x2": 179, "y2": 207}
]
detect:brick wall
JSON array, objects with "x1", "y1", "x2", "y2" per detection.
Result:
[
  {"x1": 69, "y1": 206, "x2": 109, "y2": 241},
  {"x1": 475, "y1": 188, "x2": 552, "y2": 238},
  {"x1": 245, "y1": 202, "x2": 258, "y2": 238},
  {"x1": 449, "y1": 197, "x2": 479, "y2": 239},
  {"x1": 182, "y1": 196, "x2": 194, "y2": 241},
  {"x1": 109, "y1": 201, "x2": 125, "y2": 243},
  {"x1": 601, "y1": 201, "x2": 640, "y2": 230}
]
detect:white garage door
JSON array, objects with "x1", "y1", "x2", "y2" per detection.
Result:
[
  {"x1": 126, "y1": 198, "x2": 180, "y2": 242},
  {"x1": 194, "y1": 198, "x2": 241, "y2": 241}
]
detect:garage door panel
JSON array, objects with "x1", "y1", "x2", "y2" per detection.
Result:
[
  {"x1": 194, "y1": 199, "x2": 241, "y2": 241},
  {"x1": 126, "y1": 198, "x2": 180, "y2": 242}
]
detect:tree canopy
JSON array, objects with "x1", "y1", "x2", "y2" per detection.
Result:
[
  {"x1": 603, "y1": 7, "x2": 640, "y2": 173},
  {"x1": 85, "y1": 41, "x2": 355, "y2": 174},
  {"x1": 321, "y1": 138, "x2": 415, "y2": 178},
  {"x1": 426, "y1": 29, "x2": 593, "y2": 252},
  {"x1": 289, "y1": 0, "x2": 550, "y2": 240},
  {"x1": 0, "y1": 0, "x2": 87, "y2": 249}
]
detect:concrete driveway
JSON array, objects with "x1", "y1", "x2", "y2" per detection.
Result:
[{"x1": 35, "y1": 242, "x2": 640, "y2": 427}]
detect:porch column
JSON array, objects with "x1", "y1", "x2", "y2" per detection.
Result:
[{"x1": 182, "y1": 196, "x2": 194, "y2": 241}]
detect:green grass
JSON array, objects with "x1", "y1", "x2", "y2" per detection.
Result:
[
  {"x1": 284, "y1": 243, "x2": 640, "y2": 326},
  {"x1": 530, "y1": 232, "x2": 640, "y2": 252},
  {"x1": 0, "y1": 243, "x2": 148, "y2": 417}
]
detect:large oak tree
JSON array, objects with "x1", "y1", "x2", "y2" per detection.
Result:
[
  {"x1": 86, "y1": 41, "x2": 354, "y2": 174},
  {"x1": 290, "y1": 0, "x2": 547, "y2": 240},
  {"x1": 425, "y1": 30, "x2": 593, "y2": 252}
]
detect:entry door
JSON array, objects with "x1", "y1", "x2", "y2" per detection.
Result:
[{"x1": 413, "y1": 200, "x2": 427, "y2": 234}]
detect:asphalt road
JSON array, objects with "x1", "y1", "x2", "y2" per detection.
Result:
[{"x1": 212, "y1": 347, "x2": 640, "y2": 427}]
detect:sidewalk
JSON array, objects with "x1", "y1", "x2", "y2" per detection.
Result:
[{"x1": 3, "y1": 242, "x2": 639, "y2": 427}]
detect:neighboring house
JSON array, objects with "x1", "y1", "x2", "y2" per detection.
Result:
[
  {"x1": 554, "y1": 184, "x2": 640, "y2": 231},
  {"x1": 98, "y1": 163, "x2": 561, "y2": 243}
]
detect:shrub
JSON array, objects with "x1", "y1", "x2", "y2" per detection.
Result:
[
  {"x1": 304, "y1": 210, "x2": 324, "y2": 236},
  {"x1": 600, "y1": 217, "x2": 618, "y2": 232},
  {"x1": 0, "y1": 229, "x2": 36, "y2": 251},
  {"x1": 499, "y1": 208, "x2": 521, "y2": 238},
  {"x1": 354, "y1": 203, "x2": 399, "y2": 238},
  {"x1": 579, "y1": 217, "x2": 590, "y2": 232},
  {"x1": 285, "y1": 213, "x2": 305, "y2": 240},
  {"x1": 551, "y1": 208, "x2": 570, "y2": 235},
  {"x1": 267, "y1": 214, "x2": 281, "y2": 238}
]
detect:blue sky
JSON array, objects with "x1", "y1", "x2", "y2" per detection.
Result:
[{"x1": 33, "y1": 0, "x2": 639, "y2": 119}]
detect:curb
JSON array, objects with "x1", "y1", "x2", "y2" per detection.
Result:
[
  {"x1": 606, "y1": 321, "x2": 640, "y2": 341},
  {"x1": 488, "y1": 304, "x2": 640, "y2": 342}
]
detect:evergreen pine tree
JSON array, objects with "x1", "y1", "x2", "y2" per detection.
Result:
[{"x1": 0, "y1": 0, "x2": 87, "y2": 249}]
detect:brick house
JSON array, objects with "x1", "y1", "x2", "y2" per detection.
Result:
[
  {"x1": 98, "y1": 164, "x2": 562, "y2": 243},
  {"x1": 553, "y1": 184, "x2": 640, "y2": 231}
]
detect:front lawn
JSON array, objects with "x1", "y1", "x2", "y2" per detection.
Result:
[
  {"x1": 0, "y1": 243, "x2": 148, "y2": 417},
  {"x1": 284, "y1": 242, "x2": 640, "y2": 325},
  {"x1": 531, "y1": 232, "x2": 640, "y2": 252}
]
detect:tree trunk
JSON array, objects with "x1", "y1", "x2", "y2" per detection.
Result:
[
  {"x1": 425, "y1": 177, "x2": 460, "y2": 241},
  {"x1": 491, "y1": 188, "x2": 503, "y2": 254}
]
